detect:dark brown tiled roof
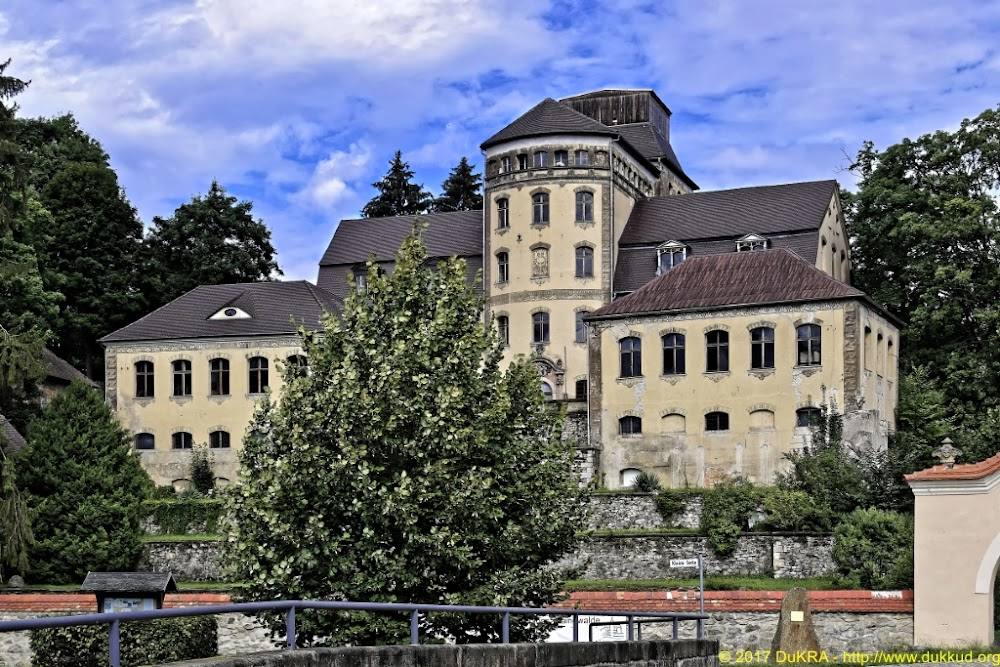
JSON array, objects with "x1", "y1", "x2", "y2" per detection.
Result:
[
  {"x1": 589, "y1": 249, "x2": 863, "y2": 319},
  {"x1": 615, "y1": 123, "x2": 698, "y2": 190},
  {"x1": 100, "y1": 281, "x2": 341, "y2": 343},
  {"x1": 81, "y1": 572, "x2": 177, "y2": 594},
  {"x1": 618, "y1": 180, "x2": 837, "y2": 245},
  {"x1": 480, "y1": 98, "x2": 616, "y2": 150},
  {"x1": 41, "y1": 348, "x2": 95, "y2": 386},
  {"x1": 0, "y1": 416, "x2": 26, "y2": 453},
  {"x1": 318, "y1": 210, "x2": 482, "y2": 267}
]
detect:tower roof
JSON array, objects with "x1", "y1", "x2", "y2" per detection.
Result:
[{"x1": 480, "y1": 98, "x2": 616, "y2": 150}]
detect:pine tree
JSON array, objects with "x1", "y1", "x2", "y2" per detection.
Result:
[
  {"x1": 432, "y1": 157, "x2": 483, "y2": 212},
  {"x1": 225, "y1": 227, "x2": 583, "y2": 646},
  {"x1": 361, "y1": 151, "x2": 432, "y2": 218},
  {"x1": 19, "y1": 381, "x2": 152, "y2": 583}
]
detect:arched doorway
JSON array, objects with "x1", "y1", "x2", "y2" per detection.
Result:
[{"x1": 906, "y1": 442, "x2": 1000, "y2": 646}]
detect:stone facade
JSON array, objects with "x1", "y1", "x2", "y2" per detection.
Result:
[
  {"x1": 140, "y1": 540, "x2": 225, "y2": 582},
  {"x1": 586, "y1": 493, "x2": 702, "y2": 530}
]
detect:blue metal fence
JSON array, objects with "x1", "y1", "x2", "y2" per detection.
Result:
[{"x1": 0, "y1": 599, "x2": 708, "y2": 667}]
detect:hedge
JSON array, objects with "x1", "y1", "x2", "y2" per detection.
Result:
[
  {"x1": 142, "y1": 498, "x2": 225, "y2": 535},
  {"x1": 30, "y1": 616, "x2": 217, "y2": 666}
]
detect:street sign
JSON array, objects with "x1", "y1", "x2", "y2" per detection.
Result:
[{"x1": 669, "y1": 558, "x2": 699, "y2": 568}]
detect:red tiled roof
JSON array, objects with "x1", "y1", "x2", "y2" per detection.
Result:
[
  {"x1": 905, "y1": 451, "x2": 1000, "y2": 482},
  {"x1": 590, "y1": 248, "x2": 862, "y2": 319}
]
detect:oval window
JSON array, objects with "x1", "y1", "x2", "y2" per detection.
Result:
[{"x1": 224, "y1": 308, "x2": 237, "y2": 317}]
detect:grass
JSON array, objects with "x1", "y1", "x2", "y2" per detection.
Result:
[
  {"x1": 141, "y1": 533, "x2": 222, "y2": 542},
  {"x1": 584, "y1": 528, "x2": 700, "y2": 537},
  {"x1": 564, "y1": 575, "x2": 838, "y2": 592}
]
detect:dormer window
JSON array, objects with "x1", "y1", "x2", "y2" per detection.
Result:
[
  {"x1": 656, "y1": 241, "x2": 687, "y2": 275},
  {"x1": 736, "y1": 234, "x2": 768, "y2": 252},
  {"x1": 209, "y1": 306, "x2": 251, "y2": 320}
]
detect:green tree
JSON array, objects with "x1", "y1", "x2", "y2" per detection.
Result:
[
  {"x1": 224, "y1": 228, "x2": 583, "y2": 646},
  {"x1": 0, "y1": 446, "x2": 34, "y2": 577},
  {"x1": 831, "y1": 508, "x2": 913, "y2": 590},
  {"x1": 361, "y1": 151, "x2": 432, "y2": 218},
  {"x1": 0, "y1": 59, "x2": 31, "y2": 235},
  {"x1": 145, "y1": 180, "x2": 281, "y2": 307},
  {"x1": 19, "y1": 380, "x2": 152, "y2": 583},
  {"x1": 844, "y1": 107, "x2": 1000, "y2": 429},
  {"x1": 432, "y1": 156, "x2": 482, "y2": 212},
  {"x1": 15, "y1": 113, "x2": 109, "y2": 196},
  {"x1": 189, "y1": 444, "x2": 215, "y2": 496}
]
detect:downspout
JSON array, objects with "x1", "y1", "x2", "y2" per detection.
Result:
[{"x1": 609, "y1": 137, "x2": 618, "y2": 301}]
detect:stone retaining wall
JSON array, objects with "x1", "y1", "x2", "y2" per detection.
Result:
[
  {"x1": 587, "y1": 494, "x2": 702, "y2": 531},
  {"x1": 140, "y1": 539, "x2": 224, "y2": 581}
]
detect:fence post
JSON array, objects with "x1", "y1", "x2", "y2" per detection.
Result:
[
  {"x1": 572, "y1": 613, "x2": 579, "y2": 642},
  {"x1": 286, "y1": 606, "x2": 296, "y2": 650},
  {"x1": 109, "y1": 618, "x2": 121, "y2": 667},
  {"x1": 672, "y1": 617, "x2": 678, "y2": 639},
  {"x1": 626, "y1": 615, "x2": 633, "y2": 641},
  {"x1": 502, "y1": 612, "x2": 510, "y2": 643},
  {"x1": 410, "y1": 610, "x2": 419, "y2": 645},
  {"x1": 696, "y1": 618, "x2": 703, "y2": 639}
]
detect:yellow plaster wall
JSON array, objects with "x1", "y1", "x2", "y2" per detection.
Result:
[
  {"x1": 105, "y1": 337, "x2": 302, "y2": 487},
  {"x1": 815, "y1": 192, "x2": 851, "y2": 282}
]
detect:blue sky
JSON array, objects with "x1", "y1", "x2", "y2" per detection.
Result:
[{"x1": 4, "y1": 0, "x2": 1000, "y2": 281}]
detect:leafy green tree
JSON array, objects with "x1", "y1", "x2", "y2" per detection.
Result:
[
  {"x1": 19, "y1": 380, "x2": 152, "y2": 583},
  {"x1": 224, "y1": 228, "x2": 583, "y2": 646},
  {"x1": 844, "y1": 107, "x2": 1000, "y2": 429},
  {"x1": 432, "y1": 156, "x2": 482, "y2": 212},
  {"x1": 831, "y1": 508, "x2": 914, "y2": 590},
  {"x1": 15, "y1": 113, "x2": 109, "y2": 196},
  {"x1": 145, "y1": 180, "x2": 281, "y2": 307},
  {"x1": 361, "y1": 151, "x2": 432, "y2": 218}
]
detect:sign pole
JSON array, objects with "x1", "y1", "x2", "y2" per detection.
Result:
[{"x1": 698, "y1": 553, "x2": 704, "y2": 615}]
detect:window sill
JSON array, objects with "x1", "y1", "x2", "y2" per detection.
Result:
[
  {"x1": 134, "y1": 397, "x2": 155, "y2": 406},
  {"x1": 574, "y1": 275, "x2": 595, "y2": 283},
  {"x1": 793, "y1": 365, "x2": 823, "y2": 378},
  {"x1": 530, "y1": 222, "x2": 550, "y2": 229},
  {"x1": 748, "y1": 369, "x2": 775, "y2": 380},
  {"x1": 495, "y1": 226, "x2": 509, "y2": 234},
  {"x1": 705, "y1": 430, "x2": 730, "y2": 435},
  {"x1": 494, "y1": 280, "x2": 509, "y2": 288},
  {"x1": 247, "y1": 392, "x2": 269, "y2": 399},
  {"x1": 616, "y1": 376, "x2": 644, "y2": 388},
  {"x1": 208, "y1": 394, "x2": 231, "y2": 404},
  {"x1": 530, "y1": 276, "x2": 549, "y2": 285},
  {"x1": 660, "y1": 374, "x2": 685, "y2": 386},
  {"x1": 703, "y1": 371, "x2": 730, "y2": 383},
  {"x1": 169, "y1": 395, "x2": 193, "y2": 404},
  {"x1": 618, "y1": 433, "x2": 644, "y2": 439}
]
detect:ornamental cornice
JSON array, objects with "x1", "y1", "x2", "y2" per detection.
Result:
[
  {"x1": 104, "y1": 336, "x2": 301, "y2": 355},
  {"x1": 591, "y1": 301, "x2": 848, "y2": 328}
]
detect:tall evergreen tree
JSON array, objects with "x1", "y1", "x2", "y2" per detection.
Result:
[
  {"x1": 432, "y1": 156, "x2": 482, "y2": 212},
  {"x1": 361, "y1": 151, "x2": 432, "y2": 218},
  {"x1": 225, "y1": 227, "x2": 583, "y2": 646},
  {"x1": 145, "y1": 180, "x2": 281, "y2": 307},
  {"x1": 19, "y1": 380, "x2": 151, "y2": 584}
]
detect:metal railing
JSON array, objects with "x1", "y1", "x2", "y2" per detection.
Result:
[{"x1": 0, "y1": 599, "x2": 708, "y2": 667}]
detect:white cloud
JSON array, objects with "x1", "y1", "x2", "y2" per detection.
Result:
[{"x1": 297, "y1": 142, "x2": 372, "y2": 210}]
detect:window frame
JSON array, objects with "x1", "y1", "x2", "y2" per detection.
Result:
[
  {"x1": 554, "y1": 150, "x2": 568, "y2": 166},
  {"x1": 796, "y1": 407, "x2": 821, "y2": 428},
  {"x1": 497, "y1": 315, "x2": 510, "y2": 346},
  {"x1": 496, "y1": 251, "x2": 509, "y2": 283},
  {"x1": 750, "y1": 327, "x2": 775, "y2": 370},
  {"x1": 658, "y1": 247, "x2": 686, "y2": 273},
  {"x1": 532, "y1": 192, "x2": 550, "y2": 224},
  {"x1": 533, "y1": 150, "x2": 548, "y2": 168},
  {"x1": 575, "y1": 311, "x2": 589, "y2": 343},
  {"x1": 575, "y1": 246, "x2": 594, "y2": 278},
  {"x1": 532, "y1": 312, "x2": 550, "y2": 344},
  {"x1": 135, "y1": 433, "x2": 155, "y2": 450},
  {"x1": 619, "y1": 416, "x2": 642, "y2": 436},
  {"x1": 209, "y1": 358, "x2": 230, "y2": 396},
  {"x1": 575, "y1": 378, "x2": 588, "y2": 401},
  {"x1": 705, "y1": 411, "x2": 730, "y2": 432},
  {"x1": 517, "y1": 154, "x2": 528, "y2": 170},
  {"x1": 662, "y1": 333, "x2": 686, "y2": 375},
  {"x1": 209, "y1": 430, "x2": 231, "y2": 449},
  {"x1": 135, "y1": 361, "x2": 154, "y2": 399},
  {"x1": 706, "y1": 330, "x2": 730, "y2": 373},
  {"x1": 620, "y1": 336, "x2": 642, "y2": 378},
  {"x1": 576, "y1": 191, "x2": 594, "y2": 222},
  {"x1": 496, "y1": 197, "x2": 509, "y2": 229},
  {"x1": 797, "y1": 324, "x2": 822, "y2": 367},
  {"x1": 500, "y1": 156, "x2": 512, "y2": 173},
  {"x1": 248, "y1": 357, "x2": 270, "y2": 394},
  {"x1": 172, "y1": 360, "x2": 192, "y2": 397},
  {"x1": 575, "y1": 149, "x2": 589, "y2": 166},
  {"x1": 171, "y1": 432, "x2": 193, "y2": 450}
]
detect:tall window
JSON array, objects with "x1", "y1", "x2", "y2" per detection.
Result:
[
  {"x1": 797, "y1": 324, "x2": 822, "y2": 366},
  {"x1": 554, "y1": 150, "x2": 568, "y2": 166},
  {"x1": 662, "y1": 333, "x2": 685, "y2": 375},
  {"x1": 500, "y1": 156, "x2": 511, "y2": 173},
  {"x1": 576, "y1": 378, "x2": 588, "y2": 401},
  {"x1": 619, "y1": 416, "x2": 642, "y2": 435},
  {"x1": 750, "y1": 327, "x2": 775, "y2": 369},
  {"x1": 532, "y1": 312, "x2": 549, "y2": 344},
  {"x1": 354, "y1": 273, "x2": 367, "y2": 295},
  {"x1": 287, "y1": 355, "x2": 308, "y2": 377},
  {"x1": 248, "y1": 357, "x2": 269, "y2": 394},
  {"x1": 496, "y1": 252, "x2": 509, "y2": 283},
  {"x1": 210, "y1": 358, "x2": 230, "y2": 396},
  {"x1": 135, "y1": 361, "x2": 154, "y2": 398},
  {"x1": 575, "y1": 311, "x2": 589, "y2": 343},
  {"x1": 533, "y1": 151, "x2": 548, "y2": 168},
  {"x1": 575, "y1": 150, "x2": 589, "y2": 166},
  {"x1": 575, "y1": 246, "x2": 594, "y2": 278},
  {"x1": 517, "y1": 154, "x2": 528, "y2": 170},
  {"x1": 706, "y1": 330, "x2": 729, "y2": 372},
  {"x1": 705, "y1": 412, "x2": 729, "y2": 431},
  {"x1": 576, "y1": 192, "x2": 594, "y2": 222},
  {"x1": 497, "y1": 315, "x2": 510, "y2": 346},
  {"x1": 210, "y1": 430, "x2": 231, "y2": 449},
  {"x1": 172, "y1": 360, "x2": 192, "y2": 397},
  {"x1": 172, "y1": 432, "x2": 193, "y2": 449},
  {"x1": 620, "y1": 337, "x2": 642, "y2": 378},
  {"x1": 496, "y1": 198, "x2": 509, "y2": 229},
  {"x1": 135, "y1": 433, "x2": 155, "y2": 450},
  {"x1": 532, "y1": 193, "x2": 549, "y2": 224}
]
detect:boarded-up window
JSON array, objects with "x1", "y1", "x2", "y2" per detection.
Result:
[
  {"x1": 662, "y1": 413, "x2": 686, "y2": 433},
  {"x1": 749, "y1": 409, "x2": 775, "y2": 431}
]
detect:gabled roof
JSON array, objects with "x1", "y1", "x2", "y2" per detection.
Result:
[
  {"x1": 614, "y1": 123, "x2": 698, "y2": 190},
  {"x1": 318, "y1": 210, "x2": 482, "y2": 267},
  {"x1": 480, "y1": 98, "x2": 616, "y2": 150},
  {"x1": 100, "y1": 281, "x2": 341, "y2": 343},
  {"x1": 0, "y1": 415, "x2": 26, "y2": 453},
  {"x1": 618, "y1": 180, "x2": 837, "y2": 245},
  {"x1": 589, "y1": 249, "x2": 863, "y2": 319},
  {"x1": 41, "y1": 348, "x2": 95, "y2": 386},
  {"x1": 81, "y1": 572, "x2": 177, "y2": 594}
]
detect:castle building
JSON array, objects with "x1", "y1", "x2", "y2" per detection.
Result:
[{"x1": 108, "y1": 88, "x2": 900, "y2": 489}]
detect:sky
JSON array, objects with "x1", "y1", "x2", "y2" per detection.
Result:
[{"x1": 3, "y1": 0, "x2": 1000, "y2": 281}]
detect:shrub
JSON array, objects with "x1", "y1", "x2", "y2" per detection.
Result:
[
  {"x1": 630, "y1": 471, "x2": 661, "y2": 492},
  {"x1": 147, "y1": 485, "x2": 176, "y2": 500},
  {"x1": 141, "y1": 498, "x2": 225, "y2": 535},
  {"x1": 831, "y1": 508, "x2": 913, "y2": 589},
  {"x1": 700, "y1": 476, "x2": 759, "y2": 557},
  {"x1": 30, "y1": 616, "x2": 217, "y2": 667},
  {"x1": 654, "y1": 488, "x2": 689, "y2": 525},
  {"x1": 759, "y1": 488, "x2": 832, "y2": 532},
  {"x1": 190, "y1": 444, "x2": 215, "y2": 495}
]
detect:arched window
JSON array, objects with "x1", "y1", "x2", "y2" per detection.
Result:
[
  {"x1": 286, "y1": 355, "x2": 308, "y2": 377},
  {"x1": 532, "y1": 193, "x2": 549, "y2": 224},
  {"x1": 541, "y1": 381, "x2": 553, "y2": 400},
  {"x1": 749, "y1": 409, "x2": 775, "y2": 430},
  {"x1": 706, "y1": 330, "x2": 729, "y2": 372},
  {"x1": 576, "y1": 192, "x2": 594, "y2": 222},
  {"x1": 172, "y1": 432, "x2": 193, "y2": 449},
  {"x1": 497, "y1": 315, "x2": 510, "y2": 346},
  {"x1": 248, "y1": 357, "x2": 269, "y2": 394},
  {"x1": 797, "y1": 324, "x2": 822, "y2": 366},
  {"x1": 750, "y1": 327, "x2": 774, "y2": 369},
  {"x1": 662, "y1": 413, "x2": 686, "y2": 433},
  {"x1": 496, "y1": 198, "x2": 509, "y2": 229},
  {"x1": 496, "y1": 251, "x2": 509, "y2": 283},
  {"x1": 619, "y1": 416, "x2": 642, "y2": 435},
  {"x1": 532, "y1": 312, "x2": 549, "y2": 344},
  {"x1": 662, "y1": 333, "x2": 685, "y2": 375},
  {"x1": 705, "y1": 412, "x2": 729, "y2": 432},
  {"x1": 172, "y1": 360, "x2": 192, "y2": 397},
  {"x1": 210, "y1": 358, "x2": 230, "y2": 396},
  {"x1": 135, "y1": 433, "x2": 155, "y2": 450},
  {"x1": 620, "y1": 337, "x2": 642, "y2": 378},
  {"x1": 210, "y1": 430, "x2": 231, "y2": 449},
  {"x1": 135, "y1": 361, "x2": 154, "y2": 398},
  {"x1": 533, "y1": 150, "x2": 548, "y2": 168},
  {"x1": 575, "y1": 246, "x2": 594, "y2": 278}
]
